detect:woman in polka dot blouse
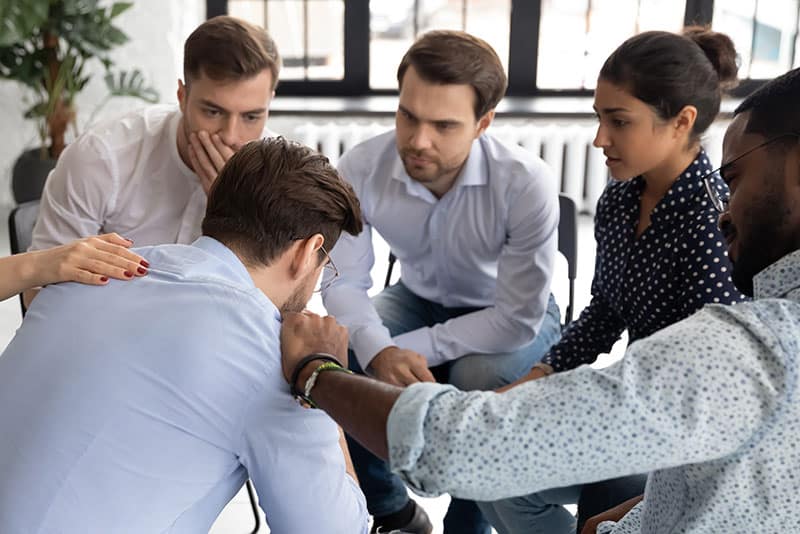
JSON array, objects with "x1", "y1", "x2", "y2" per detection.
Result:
[{"x1": 482, "y1": 28, "x2": 749, "y2": 534}]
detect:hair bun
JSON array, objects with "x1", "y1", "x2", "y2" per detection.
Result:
[{"x1": 683, "y1": 26, "x2": 739, "y2": 89}]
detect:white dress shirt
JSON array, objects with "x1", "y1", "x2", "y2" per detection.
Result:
[
  {"x1": 30, "y1": 105, "x2": 273, "y2": 250},
  {"x1": 0, "y1": 237, "x2": 367, "y2": 533},
  {"x1": 388, "y1": 249, "x2": 800, "y2": 533},
  {"x1": 322, "y1": 130, "x2": 558, "y2": 369}
]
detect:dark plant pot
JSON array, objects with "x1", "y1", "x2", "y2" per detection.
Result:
[{"x1": 12, "y1": 147, "x2": 56, "y2": 204}]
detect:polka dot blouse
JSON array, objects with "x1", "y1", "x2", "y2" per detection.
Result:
[{"x1": 542, "y1": 150, "x2": 748, "y2": 372}]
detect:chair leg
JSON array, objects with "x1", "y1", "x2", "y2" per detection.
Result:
[{"x1": 246, "y1": 479, "x2": 260, "y2": 533}]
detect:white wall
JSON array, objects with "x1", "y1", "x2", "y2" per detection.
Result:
[{"x1": 0, "y1": 0, "x2": 205, "y2": 207}]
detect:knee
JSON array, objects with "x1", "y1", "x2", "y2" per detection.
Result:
[{"x1": 447, "y1": 355, "x2": 510, "y2": 391}]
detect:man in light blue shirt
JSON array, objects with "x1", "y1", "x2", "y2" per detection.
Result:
[
  {"x1": 0, "y1": 138, "x2": 368, "y2": 533},
  {"x1": 321, "y1": 30, "x2": 562, "y2": 534},
  {"x1": 285, "y1": 68, "x2": 800, "y2": 533}
]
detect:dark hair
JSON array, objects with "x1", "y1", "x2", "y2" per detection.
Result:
[
  {"x1": 599, "y1": 27, "x2": 738, "y2": 143},
  {"x1": 184, "y1": 16, "x2": 280, "y2": 90},
  {"x1": 736, "y1": 67, "x2": 800, "y2": 144},
  {"x1": 397, "y1": 30, "x2": 507, "y2": 119},
  {"x1": 202, "y1": 137, "x2": 363, "y2": 266}
]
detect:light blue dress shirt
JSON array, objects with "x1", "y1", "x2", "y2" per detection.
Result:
[
  {"x1": 322, "y1": 130, "x2": 559, "y2": 369},
  {"x1": 0, "y1": 237, "x2": 367, "y2": 534},
  {"x1": 387, "y1": 249, "x2": 800, "y2": 533}
]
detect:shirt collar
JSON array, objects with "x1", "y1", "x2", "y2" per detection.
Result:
[
  {"x1": 753, "y1": 249, "x2": 800, "y2": 299},
  {"x1": 390, "y1": 136, "x2": 487, "y2": 202},
  {"x1": 191, "y1": 236, "x2": 281, "y2": 320},
  {"x1": 650, "y1": 149, "x2": 715, "y2": 222}
]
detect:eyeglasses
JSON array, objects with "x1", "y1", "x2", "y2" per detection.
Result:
[
  {"x1": 702, "y1": 132, "x2": 800, "y2": 213},
  {"x1": 314, "y1": 244, "x2": 339, "y2": 293}
]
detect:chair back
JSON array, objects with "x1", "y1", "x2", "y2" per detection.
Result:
[
  {"x1": 9, "y1": 200, "x2": 40, "y2": 255},
  {"x1": 557, "y1": 193, "x2": 578, "y2": 325},
  {"x1": 8, "y1": 200, "x2": 41, "y2": 316}
]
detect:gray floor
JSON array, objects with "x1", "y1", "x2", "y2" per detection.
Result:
[{"x1": 0, "y1": 209, "x2": 617, "y2": 533}]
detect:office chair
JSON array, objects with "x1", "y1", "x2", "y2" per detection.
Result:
[
  {"x1": 384, "y1": 193, "x2": 578, "y2": 327},
  {"x1": 8, "y1": 200, "x2": 262, "y2": 533},
  {"x1": 8, "y1": 199, "x2": 40, "y2": 316}
]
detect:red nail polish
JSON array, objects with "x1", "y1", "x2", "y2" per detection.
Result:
[
  {"x1": 140, "y1": 260, "x2": 150, "y2": 268},
  {"x1": 137, "y1": 267, "x2": 146, "y2": 275},
  {"x1": 124, "y1": 271, "x2": 133, "y2": 278},
  {"x1": 100, "y1": 276, "x2": 109, "y2": 282}
]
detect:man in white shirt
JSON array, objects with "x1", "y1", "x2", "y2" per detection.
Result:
[
  {"x1": 0, "y1": 138, "x2": 367, "y2": 533},
  {"x1": 30, "y1": 16, "x2": 279, "y2": 253},
  {"x1": 321, "y1": 30, "x2": 562, "y2": 534}
]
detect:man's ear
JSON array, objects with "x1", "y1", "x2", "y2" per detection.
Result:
[
  {"x1": 288, "y1": 234, "x2": 324, "y2": 280},
  {"x1": 177, "y1": 79, "x2": 187, "y2": 114},
  {"x1": 475, "y1": 110, "x2": 495, "y2": 138},
  {"x1": 674, "y1": 105, "x2": 698, "y2": 138}
]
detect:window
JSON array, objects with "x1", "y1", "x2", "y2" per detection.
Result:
[
  {"x1": 227, "y1": 0, "x2": 345, "y2": 80},
  {"x1": 711, "y1": 0, "x2": 800, "y2": 79},
  {"x1": 369, "y1": 0, "x2": 511, "y2": 89},
  {"x1": 537, "y1": 0, "x2": 686, "y2": 90},
  {"x1": 208, "y1": 0, "x2": 800, "y2": 97}
]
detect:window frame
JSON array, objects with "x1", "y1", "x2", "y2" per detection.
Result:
[{"x1": 209, "y1": 0, "x2": 793, "y2": 97}]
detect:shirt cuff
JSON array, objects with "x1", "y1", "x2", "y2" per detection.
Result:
[
  {"x1": 351, "y1": 326, "x2": 395, "y2": 371},
  {"x1": 393, "y1": 327, "x2": 443, "y2": 367},
  {"x1": 387, "y1": 382, "x2": 458, "y2": 497}
]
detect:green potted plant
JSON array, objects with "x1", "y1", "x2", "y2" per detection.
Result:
[{"x1": 0, "y1": 0, "x2": 159, "y2": 203}]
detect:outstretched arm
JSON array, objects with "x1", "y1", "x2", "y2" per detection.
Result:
[{"x1": 6, "y1": 233, "x2": 147, "y2": 303}]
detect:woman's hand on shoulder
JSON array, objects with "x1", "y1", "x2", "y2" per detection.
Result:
[{"x1": 32, "y1": 233, "x2": 148, "y2": 287}]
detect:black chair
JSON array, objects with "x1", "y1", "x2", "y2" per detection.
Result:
[
  {"x1": 8, "y1": 199, "x2": 40, "y2": 316},
  {"x1": 7, "y1": 200, "x2": 262, "y2": 532},
  {"x1": 384, "y1": 193, "x2": 578, "y2": 327},
  {"x1": 557, "y1": 193, "x2": 578, "y2": 326}
]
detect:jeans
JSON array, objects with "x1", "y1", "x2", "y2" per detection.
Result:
[
  {"x1": 347, "y1": 281, "x2": 563, "y2": 534},
  {"x1": 479, "y1": 475, "x2": 648, "y2": 534}
]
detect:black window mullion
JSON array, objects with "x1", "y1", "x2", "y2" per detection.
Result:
[
  {"x1": 684, "y1": 0, "x2": 714, "y2": 26},
  {"x1": 343, "y1": 0, "x2": 369, "y2": 93},
  {"x1": 507, "y1": 0, "x2": 541, "y2": 96},
  {"x1": 207, "y1": 0, "x2": 227, "y2": 17}
]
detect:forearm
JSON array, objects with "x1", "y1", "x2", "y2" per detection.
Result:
[
  {"x1": 0, "y1": 252, "x2": 47, "y2": 302},
  {"x1": 301, "y1": 365, "x2": 402, "y2": 460}
]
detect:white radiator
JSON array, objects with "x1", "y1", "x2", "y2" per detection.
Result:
[{"x1": 293, "y1": 121, "x2": 729, "y2": 215}]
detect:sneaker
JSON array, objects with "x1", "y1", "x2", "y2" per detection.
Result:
[{"x1": 372, "y1": 500, "x2": 433, "y2": 534}]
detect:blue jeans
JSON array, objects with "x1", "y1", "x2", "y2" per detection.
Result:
[
  {"x1": 478, "y1": 475, "x2": 648, "y2": 534},
  {"x1": 347, "y1": 281, "x2": 562, "y2": 534}
]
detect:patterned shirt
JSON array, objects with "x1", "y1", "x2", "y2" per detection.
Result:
[
  {"x1": 543, "y1": 151, "x2": 748, "y2": 372},
  {"x1": 388, "y1": 249, "x2": 800, "y2": 533}
]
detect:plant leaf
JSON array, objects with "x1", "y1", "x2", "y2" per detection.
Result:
[
  {"x1": 109, "y1": 2, "x2": 133, "y2": 19},
  {"x1": 104, "y1": 69, "x2": 160, "y2": 103}
]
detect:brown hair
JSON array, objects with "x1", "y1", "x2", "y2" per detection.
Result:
[
  {"x1": 202, "y1": 137, "x2": 363, "y2": 266},
  {"x1": 397, "y1": 30, "x2": 507, "y2": 119},
  {"x1": 599, "y1": 27, "x2": 738, "y2": 143},
  {"x1": 184, "y1": 16, "x2": 281, "y2": 89}
]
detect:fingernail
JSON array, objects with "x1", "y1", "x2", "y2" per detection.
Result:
[
  {"x1": 137, "y1": 267, "x2": 147, "y2": 275},
  {"x1": 124, "y1": 271, "x2": 133, "y2": 278},
  {"x1": 100, "y1": 276, "x2": 109, "y2": 282},
  {"x1": 140, "y1": 260, "x2": 150, "y2": 268},
  {"x1": 123, "y1": 236, "x2": 133, "y2": 244}
]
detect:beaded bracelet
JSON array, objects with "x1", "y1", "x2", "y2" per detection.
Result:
[
  {"x1": 299, "y1": 361, "x2": 354, "y2": 409},
  {"x1": 289, "y1": 353, "x2": 342, "y2": 400}
]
